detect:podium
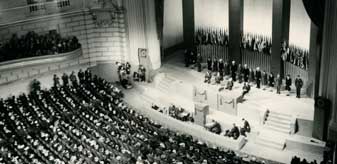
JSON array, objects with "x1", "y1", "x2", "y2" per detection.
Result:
[
  {"x1": 194, "y1": 103, "x2": 209, "y2": 127},
  {"x1": 217, "y1": 92, "x2": 241, "y2": 116},
  {"x1": 193, "y1": 87, "x2": 207, "y2": 103}
]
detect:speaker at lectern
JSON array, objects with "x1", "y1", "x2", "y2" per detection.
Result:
[
  {"x1": 193, "y1": 86, "x2": 207, "y2": 103},
  {"x1": 194, "y1": 103, "x2": 209, "y2": 127}
]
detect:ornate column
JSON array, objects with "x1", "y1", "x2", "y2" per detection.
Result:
[
  {"x1": 271, "y1": 0, "x2": 290, "y2": 77},
  {"x1": 228, "y1": 0, "x2": 243, "y2": 63},
  {"x1": 182, "y1": 0, "x2": 195, "y2": 49}
]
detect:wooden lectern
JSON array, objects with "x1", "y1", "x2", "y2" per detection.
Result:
[{"x1": 194, "y1": 103, "x2": 209, "y2": 127}]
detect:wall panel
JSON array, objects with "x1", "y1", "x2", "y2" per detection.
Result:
[
  {"x1": 163, "y1": 0, "x2": 183, "y2": 49},
  {"x1": 194, "y1": 0, "x2": 229, "y2": 30}
]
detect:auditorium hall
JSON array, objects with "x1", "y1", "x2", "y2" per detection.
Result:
[{"x1": 0, "y1": 0, "x2": 336, "y2": 164}]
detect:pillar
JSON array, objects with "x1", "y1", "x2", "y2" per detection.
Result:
[
  {"x1": 271, "y1": 0, "x2": 290, "y2": 77},
  {"x1": 318, "y1": 0, "x2": 337, "y2": 143},
  {"x1": 182, "y1": 0, "x2": 195, "y2": 48},
  {"x1": 228, "y1": 0, "x2": 243, "y2": 63},
  {"x1": 307, "y1": 22, "x2": 320, "y2": 98}
]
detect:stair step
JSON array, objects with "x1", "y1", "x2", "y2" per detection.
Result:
[
  {"x1": 265, "y1": 121, "x2": 291, "y2": 130},
  {"x1": 264, "y1": 124, "x2": 290, "y2": 134},
  {"x1": 267, "y1": 113, "x2": 292, "y2": 122},
  {"x1": 267, "y1": 116, "x2": 292, "y2": 125},
  {"x1": 269, "y1": 111, "x2": 292, "y2": 118}
]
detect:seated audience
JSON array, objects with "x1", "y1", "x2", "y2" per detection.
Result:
[
  {"x1": 225, "y1": 78, "x2": 234, "y2": 90},
  {"x1": 225, "y1": 123, "x2": 240, "y2": 140},
  {"x1": 205, "y1": 120, "x2": 222, "y2": 135},
  {"x1": 240, "y1": 118, "x2": 251, "y2": 137},
  {"x1": 0, "y1": 31, "x2": 80, "y2": 62},
  {"x1": 242, "y1": 82, "x2": 251, "y2": 97}
]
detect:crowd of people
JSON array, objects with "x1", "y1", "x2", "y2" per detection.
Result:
[
  {"x1": 115, "y1": 62, "x2": 147, "y2": 89},
  {"x1": 241, "y1": 33, "x2": 272, "y2": 55},
  {"x1": 199, "y1": 56, "x2": 304, "y2": 98},
  {"x1": 0, "y1": 69, "x2": 274, "y2": 164},
  {"x1": 151, "y1": 104, "x2": 194, "y2": 122},
  {"x1": 194, "y1": 28, "x2": 229, "y2": 46},
  {"x1": 193, "y1": 28, "x2": 309, "y2": 70},
  {"x1": 291, "y1": 156, "x2": 319, "y2": 164},
  {"x1": 0, "y1": 31, "x2": 81, "y2": 62}
]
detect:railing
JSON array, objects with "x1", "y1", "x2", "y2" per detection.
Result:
[
  {"x1": 0, "y1": 48, "x2": 82, "y2": 71},
  {"x1": 0, "y1": 0, "x2": 89, "y2": 25}
]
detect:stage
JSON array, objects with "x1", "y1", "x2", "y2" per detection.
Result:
[{"x1": 123, "y1": 52, "x2": 326, "y2": 164}]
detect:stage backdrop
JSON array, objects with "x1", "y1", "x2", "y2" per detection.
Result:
[
  {"x1": 163, "y1": 0, "x2": 184, "y2": 49},
  {"x1": 289, "y1": 0, "x2": 311, "y2": 50},
  {"x1": 243, "y1": 0, "x2": 273, "y2": 37},
  {"x1": 194, "y1": 0, "x2": 229, "y2": 30}
]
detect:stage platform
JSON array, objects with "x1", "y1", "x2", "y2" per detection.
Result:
[{"x1": 122, "y1": 53, "x2": 326, "y2": 164}]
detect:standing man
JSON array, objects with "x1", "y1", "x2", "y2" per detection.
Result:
[
  {"x1": 230, "y1": 60, "x2": 238, "y2": 81},
  {"x1": 243, "y1": 64, "x2": 250, "y2": 82},
  {"x1": 207, "y1": 57, "x2": 212, "y2": 71},
  {"x1": 196, "y1": 53, "x2": 202, "y2": 72},
  {"x1": 213, "y1": 57, "x2": 218, "y2": 72},
  {"x1": 255, "y1": 67, "x2": 262, "y2": 88},
  {"x1": 275, "y1": 74, "x2": 282, "y2": 94},
  {"x1": 285, "y1": 74, "x2": 292, "y2": 92},
  {"x1": 268, "y1": 73, "x2": 275, "y2": 87},
  {"x1": 295, "y1": 75, "x2": 303, "y2": 98},
  {"x1": 218, "y1": 59, "x2": 224, "y2": 77}
]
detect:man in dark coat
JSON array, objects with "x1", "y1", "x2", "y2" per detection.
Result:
[
  {"x1": 243, "y1": 64, "x2": 250, "y2": 82},
  {"x1": 230, "y1": 61, "x2": 237, "y2": 81},
  {"x1": 62, "y1": 73, "x2": 69, "y2": 86},
  {"x1": 295, "y1": 75, "x2": 303, "y2": 98},
  {"x1": 227, "y1": 123, "x2": 240, "y2": 140},
  {"x1": 218, "y1": 59, "x2": 224, "y2": 76},
  {"x1": 276, "y1": 74, "x2": 282, "y2": 94},
  {"x1": 212, "y1": 58, "x2": 218, "y2": 72},
  {"x1": 77, "y1": 69, "x2": 85, "y2": 83},
  {"x1": 240, "y1": 118, "x2": 251, "y2": 137},
  {"x1": 196, "y1": 53, "x2": 202, "y2": 72},
  {"x1": 207, "y1": 57, "x2": 212, "y2": 71},
  {"x1": 285, "y1": 74, "x2": 292, "y2": 92},
  {"x1": 255, "y1": 67, "x2": 262, "y2": 88},
  {"x1": 224, "y1": 62, "x2": 230, "y2": 76},
  {"x1": 268, "y1": 73, "x2": 275, "y2": 87}
]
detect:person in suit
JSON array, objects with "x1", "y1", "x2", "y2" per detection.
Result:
[
  {"x1": 213, "y1": 57, "x2": 218, "y2": 72},
  {"x1": 207, "y1": 57, "x2": 212, "y2": 71},
  {"x1": 224, "y1": 62, "x2": 230, "y2": 76},
  {"x1": 77, "y1": 69, "x2": 84, "y2": 83},
  {"x1": 255, "y1": 67, "x2": 262, "y2": 88},
  {"x1": 243, "y1": 64, "x2": 250, "y2": 82},
  {"x1": 204, "y1": 71, "x2": 212, "y2": 84},
  {"x1": 138, "y1": 66, "x2": 146, "y2": 82},
  {"x1": 215, "y1": 72, "x2": 222, "y2": 84},
  {"x1": 240, "y1": 118, "x2": 251, "y2": 137},
  {"x1": 285, "y1": 74, "x2": 292, "y2": 92},
  {"x1": 268, "y1": 73, "x2": 275, "y2": 87},
  {"x1": 242, "y1": 82, "x2": 251, "y2": 97},
  {"x1": 295, "y1": 75, "x2": 303, "y2": 98},
  {"x1": 225, "y1": 78, "x2": 234, "y2": 90},
  {"x1": 227, "y1": 123, "x2": 240, "y2": 140},
  {"x1": 230, "y1": 61, "x2": 237, "y2": 81},
  {"x1": 125, "y1": 62, "x2": 131, "y2": 75},
  {"x1": 218, "y1": 59, "x2": 224, "y2": 76},
  {"x1": 62, "y1": 73, "x2": 69, "y2": 86},
  {"x1": 196, "y1": 53, "x2": 202, "y2": 72},
  {"x1": 263, "y1": 70, "x2": 268, "y2": 86},
  {"x1": 133, "y1": 72, "x2": 140, "y2": 82},
  {"x1": 69, "y1": 71, "x2": 78, "y2": 86},
  {"x1": 276, "y1": 74, "x2": 282, "y2": 94},
  {"x1": 53, "y1": 74, "x2": 60, "y2": 87}
]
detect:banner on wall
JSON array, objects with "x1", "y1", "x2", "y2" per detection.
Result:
[{"x1": 138, "y1": 48, "x2": 153, "y2": 82}]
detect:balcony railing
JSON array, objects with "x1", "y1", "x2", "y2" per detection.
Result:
[{"x1": 0, "y1": 0, "x2": 90, "y2": 25}]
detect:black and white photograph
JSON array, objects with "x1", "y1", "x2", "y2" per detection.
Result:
[{"x1": 0, "y1": 0, "x2": 336, "y2": 163}]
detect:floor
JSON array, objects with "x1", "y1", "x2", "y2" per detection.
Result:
[
  {"x1": 0, "y1": 53, "x2": 325, "y2": 163},
  {"x1": 122, "y1": 51, "x2": 325, "y2": 164}
]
